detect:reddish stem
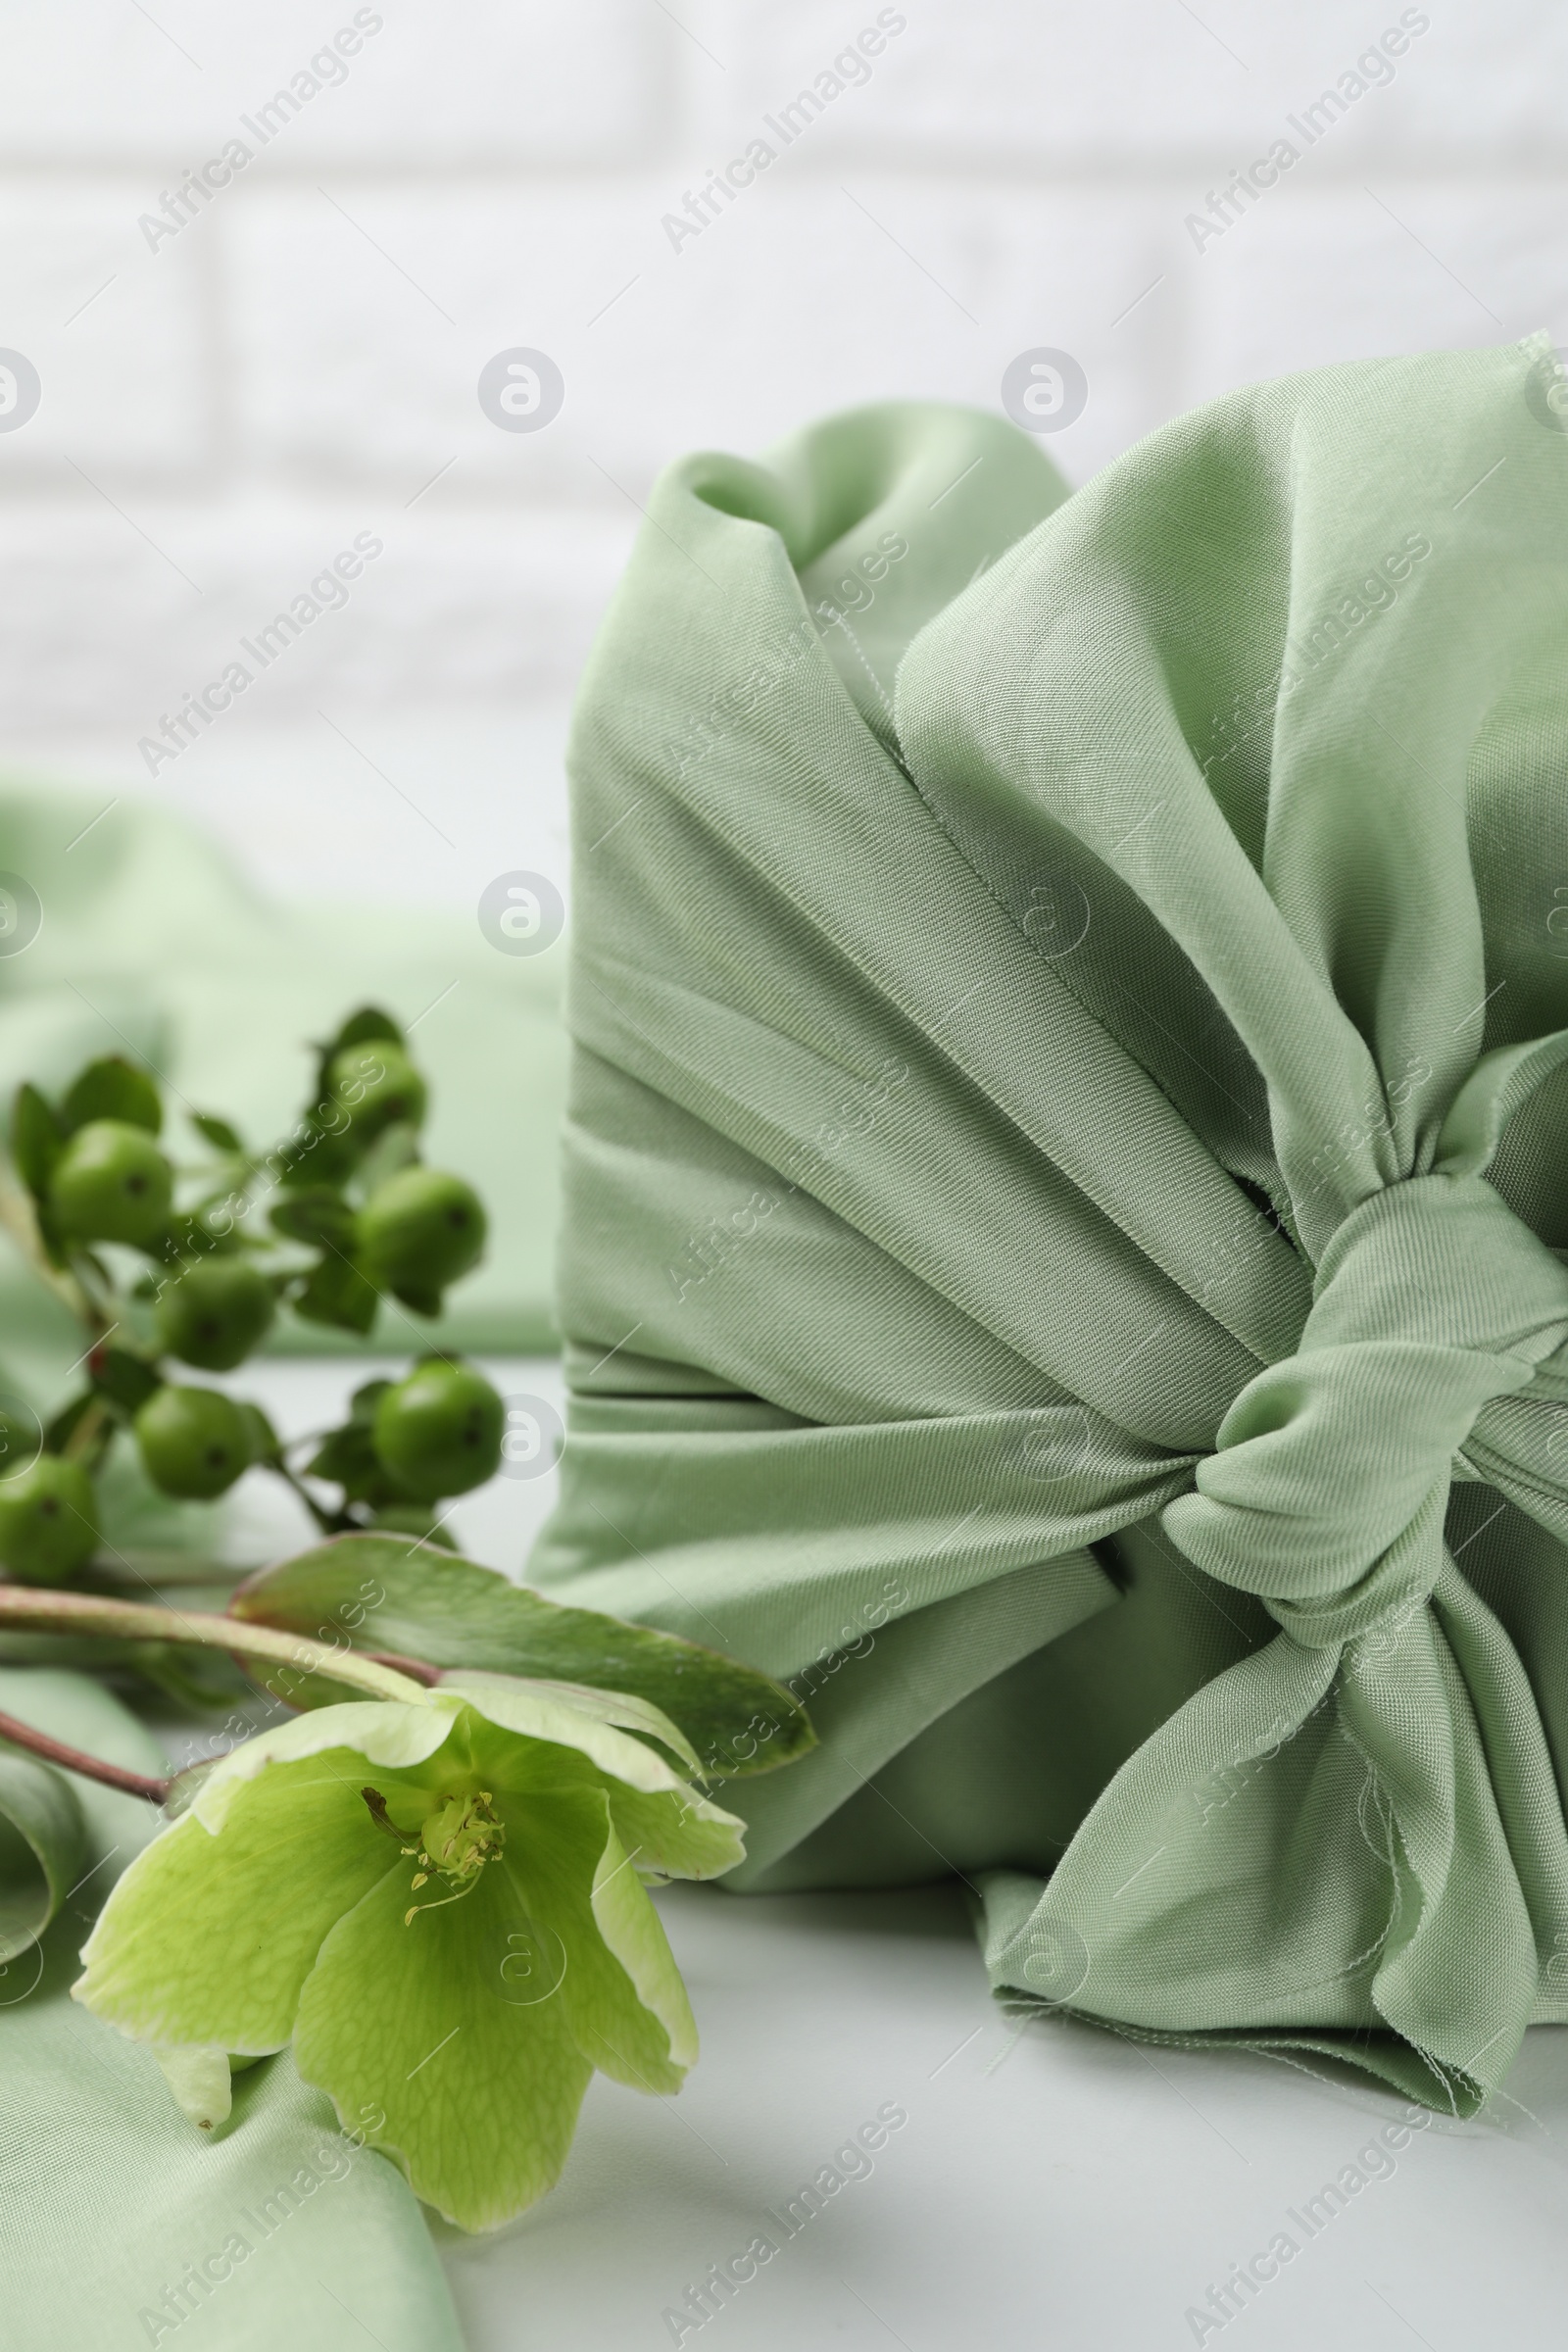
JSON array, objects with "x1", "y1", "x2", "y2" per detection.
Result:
[
  {"x1": 0, "y1": 1594, "x2": 439, "y2": 1809},
  {"x1": 0, "y1": 1706, "x2": 172, "y2": 1804},
  {"x1": 365, "y1": 1648, "x2": 442, "y2": 1687}
]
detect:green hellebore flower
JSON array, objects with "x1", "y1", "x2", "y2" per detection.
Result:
[{"x1": 74, "y1": 1672, "x2": 745, "y2": 2230}]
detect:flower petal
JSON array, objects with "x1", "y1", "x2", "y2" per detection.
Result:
[
  {"x1": 444, "y1": 1668, "x2": 703, "y2": 1776},
  {"x1": 502, "y1": 1788, "x2": 696, "y2": 2089},
  {"x1": 458, "y1": 1693, "x2": 746, "y2": 1878},
  {"x1": 603, "y1": 1783, "x2": 747, "y2": 1882},
  {"x1": 292, "y1": 1850, "x2": 593, "y2": 2231},
  {"x1": 188, "y1": 1696, "x2": 459, "y2": 1832},
  {"x1": 153, "y1": 2042, "x2": 232, "y2": 2132},
  {"x1": 75, "y1": 1753, "x2": 404, "y2": 2049},
  {"x1": 452, "y1": 1680, "x2": 695, "y2": 1795}
]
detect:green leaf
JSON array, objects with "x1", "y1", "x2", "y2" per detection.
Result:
[
  {"x1": 9, "y1": 1082, "x2": 64, "y2": 1200},
  {"x1": 0, "y1": 1742, "x2": 87, "y2": 1964},
  {"x1": 389, "y1": 1281, "x2": 444, "y2": 1317},
  {"x1": 305, "y1": 1420, "x2": 383, "y2": 1498},
  {"x1": 190, "y1": 1111, "x2": 244, "y2": 1153},
  {"x1": 43, "y1": 1392, "x2": 97, "y2": 1457},
  {"x1": 330, "y1": 1004, "x2": 404, "y2": 1054},
  {"x1": 0, "y1": 1631, "x2": 248, "y2": 1707},
  {"x1": 33, "y1": 1208, "x2": 70, "y2": 1271},
  {"x1": 60, "y1": 1055, "x2": 163, "y2": 1137},
  {"x1": 292, "y1": 1253, "x2": 379, "y2": 1336},
  {"x1": 269, "y1": 1186, "x2": 356, "y2": 1250},
  {"x1": 370, "y1": 1506, "x2": 455, "y2": 1546},
  {"x1": 313, "y1": 1004, "x2": 405, "y2": 1100},
  {"x1": 349, "y1": 1379, "x2": 392, "y2": 1424},
  {"x1": 156, "y1": 1211, "x2": 245, "y2": 1261},
  {"x1": 236, "y1": 1401, "x2": 280, "y2": 1466},
  {"x1": 231, "y1": 1534, "x2": 816, "y2": 1778},
  {"x1": 89, "y1": 1348, "x2": 162, "y2": 1416},
  {"x1": 274, "y1": 1119, "x2": 358, "y2": 1190}
]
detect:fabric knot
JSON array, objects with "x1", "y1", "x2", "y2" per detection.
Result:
[{"x1": 1161, "y1": 1172, "x2": 1568, "y2": 1648}]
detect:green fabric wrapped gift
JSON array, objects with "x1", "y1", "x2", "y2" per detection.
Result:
[{"x1": 532, "y1": 332, "x2": 1568, "y2": 2115}]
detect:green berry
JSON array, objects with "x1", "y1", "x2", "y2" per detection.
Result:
[
  {"x1": 60, "y1": 1054, "x2": 162, "y2": 1137},
  {"x1": 49, "y1": 1119, "x2": 173, "y2": 1248},
  {"x1": 134, "y1": 1385, "x2": 255, "y2": 1500},
  {"x1": 371, "y1": 1360, "x2": 504, "y2": 1502},
  {"x1": 358, "y1": 1167, "x2": 487, "y2": 1294},
  {"x1": 327, "y1": 1043, "x2": 427, "y2": 1143},
  {"x1": 0, "y1": 1456, "x2": 98, "y2": 1585},
  {"x1": 155, "y1": 1256, "x2": 275, "y2": 1371}
]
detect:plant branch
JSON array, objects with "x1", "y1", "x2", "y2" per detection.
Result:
[
  {"x1": 0, "y1": 1706, "x2": 172, "y2": 1804},
  {"x1": 270, "y1": 1456, "x2": 355, "y2": 1536},
  {"x1": 0, "y1": 1585, "x2": 428, "y2": 1703},
  {"x1": 64, "y1": 1248, "x2": 119, "y2": 1335}
]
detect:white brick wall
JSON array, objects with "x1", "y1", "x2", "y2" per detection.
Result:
[{"x1": 0, "y1": 0, "x2": 1559, "y2": 900}]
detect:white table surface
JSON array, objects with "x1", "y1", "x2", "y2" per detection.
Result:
[{"x1": 211, "y1": 1361, "x2": 1568, "y2": 2351}]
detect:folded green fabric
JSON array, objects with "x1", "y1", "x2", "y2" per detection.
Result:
[
  {"x1": 533, "y1": 336, "x2": 1568, "y2": 2112},
  {"x1": 0, "y1": 788, "x2": 566, "y2": 1380}
]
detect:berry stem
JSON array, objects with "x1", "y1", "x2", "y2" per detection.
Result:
[
  {"x1": 64, "y1": 1248, "x2": 119, "y2": 1335},
  {"x1": 269, "y1": 1455, "x2": 358, "y2": 1536},
  {"x1": 0, "y1": 1584, "x2": 428, "y2": 1704},
  {"x1": 60, "y1": 1396, "x2": 114, "y2": 1467}
]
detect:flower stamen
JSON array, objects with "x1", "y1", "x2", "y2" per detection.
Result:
[{"x1": 402, "y1": 1789, "x2": 505, "y2": 1926}]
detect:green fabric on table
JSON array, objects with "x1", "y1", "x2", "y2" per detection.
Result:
[
  {"x1": 0, "y1": 1669, "x2": 464, "y2": 2352},
  {"x1": 0, "y1": 787, "x2": 566, "y2": 1383},
  {"x1": 532, "y1": 341, "x2": 1568, "y2": 2113}
]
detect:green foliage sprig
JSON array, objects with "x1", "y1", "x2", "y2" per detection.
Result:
[
  {"x1": 0, "y1": 1010, "x2": 821, "y2": 2232},
  {"x1": 0, "y1": 1004, "x2": 505, "y2": 1585}
]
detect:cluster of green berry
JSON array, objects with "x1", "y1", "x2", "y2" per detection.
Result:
[{"x1": 0, "y1": 1006, "x2": 507, "y2": 1586}]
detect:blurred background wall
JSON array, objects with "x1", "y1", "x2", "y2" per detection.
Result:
[{"x1": 0, "y1": 0, "x2": 1557, "y2": 912}]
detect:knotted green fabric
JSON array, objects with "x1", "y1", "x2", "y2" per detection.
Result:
[
  {"x1": 532, "y1": 333, "x2": 1568, "y2": 2113},
  {"x1": 1168, "y1": 1161, "x2": 1568, "y2": 1650}
]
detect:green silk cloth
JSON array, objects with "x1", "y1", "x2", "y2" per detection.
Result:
[{"x1": 532, "y1": 332, "x2": 1568, "y2": 2114}]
